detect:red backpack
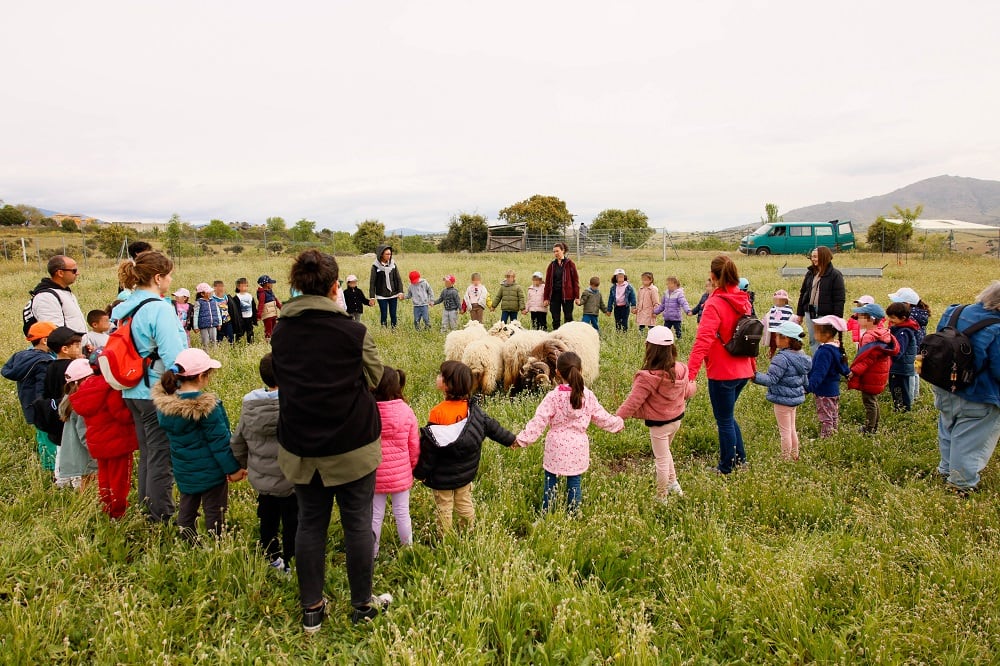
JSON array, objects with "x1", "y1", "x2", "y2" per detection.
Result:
[{"x1": 98, "y1": 298, "x2": 161, "y2": 390}]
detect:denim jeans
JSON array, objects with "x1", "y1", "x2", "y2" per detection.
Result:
[
  {"x1": 613, "y1": 305, "x2": 630, "y2": 331},
  {"x1": 543, "y1": 471, "x2": 581, "y2": 512},
  {"x1": 707, "y1": 378, "x2": 748, "y2": 473},
  {"x1": 581, "y1": 313, "x2": 599, "y2": 331},
  {"x1": 933, "y1": 387, "x2": 1000, "y2": 490},
  {"x1": 500, "y1": 310, "x2": 518, "y2": 324},
  {"x1": 412, "y1": 305, "x2": 430, "y2": 330},
  {"x1": 664, "y1": 319, "x2": 683, "y2": 340},
  {"x1": 377, "y1": 298, "x2": 398, "y2": 328}
]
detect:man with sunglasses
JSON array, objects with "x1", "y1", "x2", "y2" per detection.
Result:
[{"x1": 28, "y1": 255, "x2": 87, "y2": 333}]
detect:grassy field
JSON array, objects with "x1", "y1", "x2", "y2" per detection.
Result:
[{"x1": 1, "y1": 248, "x2": 998, "y2": 664}]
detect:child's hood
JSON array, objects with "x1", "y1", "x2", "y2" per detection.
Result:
[
  {"x1": 634, "y1": 363, "x2": 690, "y2": 387},
  {"x1": 892, "y1": 318, "x2": 920, "y2": 332},
  {"x1": 2, "y1": 348, "x2": 53, "y2": 380},
  {"x1": 151, "y1": 383, "x2": 219, "y2": 419}
]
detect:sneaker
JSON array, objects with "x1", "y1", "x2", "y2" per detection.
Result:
[
  {"x1": 269, "y1": 557, "x2": 285, "y2": 571},
  {"x1": 351, "y1": 593, "x2": 393, "y2": 624},
  {"x1": 302, "y1": 599, "x2": 328, "y2": 634},
  {"x1": 666, "y1": 481, "x2": 684, "y2": 497}
]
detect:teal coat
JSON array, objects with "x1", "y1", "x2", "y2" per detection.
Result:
[{"x1": 152, "y1": 384, "x2": 240, "y2": 495}]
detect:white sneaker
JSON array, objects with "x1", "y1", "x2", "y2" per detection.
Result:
[{"x1": 666, "y1": 481, "x2": 684, "y2": 496}]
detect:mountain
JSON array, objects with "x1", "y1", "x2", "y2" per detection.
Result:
[{"x1": 783, "y1": 176, "x2": 1000, "y2": 229}]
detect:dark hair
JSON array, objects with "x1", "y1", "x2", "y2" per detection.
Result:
[
  {"x1": 212, "y1": 280, "x2": 224, "y2": 287},
  {"x1": 439, "y1": 361, "x2": 472, "y2": 400},
  {"x1": 374, "y1": 365, "x2": 406, "y2": 402},
  {"x1": 611, "y1": 272, "x2": 628, "y2": 283},
  {"x1": 553, "y1": 242, "x2": 569, "y2": 253},
  {"x1": 117, "y1": 251, "x2": 173, "y2": 290},
  {"x1": 641, "y1": 272, "x2": 654, "y2": 283},
  {"x1": 916, "y1": 299, "x2": 930, "y2": 315},
  {"x1": 813, "y1": 324, "x2": 848, "y2": 364},
  {"x1": 159, "y1": 367, "x2": 214, "y2": 395},
  {"x1": 47, "y1": 255, "x2": 71, "y2": 277},
  {"x1": 785, "y1": 337, "x2": 803, "y2": 351},
  {"x1": 127, "y1": 241, "x2": 152, "y2": 259},
  {"x1": 641, "y1": 342, "x2": 677, "y2": 380},
  {"x1": 886, "y1": 302, "x2": 911, "y2": 319},
  {"x1": 556, "y1": 351, "x2": 585, "y2": 409},
  {"x1": 259, "y1": 353, "x2": 276, "y2": 388},
  {"x1": 589, "y1": 276, "x2": 600, "y2": 287},
  {"x1": 236, "y1": 277, "x2": 248, "y2": 286},
  {"x1": 709, "y1": 255, "x2": 740, "y2": 287},
  {"x1": 87, "y1": 309, "x2": 108, "y2": 326},
  {"x1": 289, "y1": 249, "x2": 339, "y2": 296},
  {"x1": 813, "y1": 246, "x2": 833, "y2": 275}
]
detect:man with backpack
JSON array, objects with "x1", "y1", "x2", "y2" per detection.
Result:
[
  {"x1": 928, "y1": 281, "x2": 1000, "y2": 496},
  {"x1": 25, "y1": 255, "x2": 87, "y2": 334}
]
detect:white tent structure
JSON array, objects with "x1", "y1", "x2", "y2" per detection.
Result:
[{"x1": 885, "y1": 218, "x2": 999, "y2": 259}]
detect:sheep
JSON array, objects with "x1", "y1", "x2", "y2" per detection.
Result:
[
  {"x1": 460, "y1": 320, "x2": 519, "y2": 395},
  {"x1": 508, "y1": 321, "x2": 602, "y2": 395},
  {"x1": 444, "y1": 320, "x2": 487, "y2": 362},
  {"x1": 501, "y1": 328, "x2": 551, "y2": 392},
  {"x1": 550, "y1": 321, "x2": 601, "y2": 385}
]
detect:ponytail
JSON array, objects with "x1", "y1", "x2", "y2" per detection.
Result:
[
  {"x1": 556, "y1": 351, "x2": 585, "y2": 409},
  {"x1": 837, "y1": 330, "x2": 848, "y2": 365},
  {"x1": 117, "y1": 251, "x2": 173, "y2": 290},
  {"x1": 159, "y1": 365, "x2": 212, "y2": 395},
  {"x1": 710, "y1": 255, "x2": 740, "y2": 287}
]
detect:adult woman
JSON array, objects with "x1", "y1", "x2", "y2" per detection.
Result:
[
  {"x1": 687, "y1": 255, "x2": 755, "y2": 474},
  {"x1": 111, "y1": 251, "x2": 188, "y2": 523},
  {"x1": 368, "y1": 244, "x2": 404, "y2": 328},
  {"x1": 933, "y1": 280, "x2": 1000, "y2": 495},
  {"x1": 542, "y1": 242, "x2": 580, "y2": 329},
  {"x1": 795, "y1": 246, "x2": 846, "y2": 346},
  {"x1": 271, "y1": 249, "x2": 391, "y2": 633}
]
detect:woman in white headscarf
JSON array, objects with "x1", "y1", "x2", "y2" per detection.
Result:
[{"x1": 368, "y1": 244, "x2": 404, "y2": 328}]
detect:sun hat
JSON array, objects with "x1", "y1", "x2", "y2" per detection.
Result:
[
  {"x1": 257, "y1": 275, "x2": 276, "y2": 286},
  {"x1": 772, "y1": 289, "x2": 789, "y2": 299},
  {"x1": 645, "y1": 326, "x2": 675, "y2": 346},
  {"x1": 26, "y1": 321, "x2": 58, "y2": 342},
  {"x1": 64, "y1": 358, "x2": 94, "y2": 383},
  {"x1": 172, "y1": 348, "x2": 222, "y2": 376},
  {"x1": 46, "y1": 326, "x2": 84, "y2": 352},
  {"x1": 345, "y1": 274, "x2": 358, "y2": 283},
  {"x1": 738, "y1": 278, "x2": 750, "y2": 291},
  {"x1": 195, "y1": 282, "x2": 212, "y2": 294},
  {"x1": 443, "y1": 274, "x2": 456, "y2": 284},
  {"x1": 888, "y1": 287, "x2": 920, "y2": 305},
  {"x1": 853, "y1": 294, "x2": 875, "y2": 305},
  {"x1": 811, "y1": 315, "x2": 848, "y2": 332},
  {"x1": 769, "y1": 321, "x2": 804, "y2": 339},
  {"x1": 172, "y1": 287, "x2": 190, "y2": 299},
  {"x1": 531, "y1": 271, "x2": 544, "y2": 279},
  {"x1": 409, "y1": 271, "x2": 421, "y2": 284},
  {"x1": 852, "y1": 303, "x2": 885, "y2": 320},
  {"x1": 613, "y1": 268, "x2": 626, "y2": 276}
]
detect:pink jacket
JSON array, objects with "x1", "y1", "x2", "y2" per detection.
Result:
[
  {"x1": 526, "y1": 284, "x2": 547, "y2": 312},
  {"x1": 635, "y1": 285, "x2": 660, "y2": 327},
  {"x1": 375, "y1": 399, "x2": 420, "y2": 494},
  {"x1": 616, "y1": 363, "x2": 697, "y2": 422},
  {"x1": 516, "y1": 385, "x2": 624, "y2": 476}
]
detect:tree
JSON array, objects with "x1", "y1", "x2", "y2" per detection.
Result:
[
  {"x1": 96, "y1": 223, "x2": 131, "y2": 258},
  {"x1": 590, "y1": 208, "x2": 653, "y2": 247},
  {"x1": 498, "y1": 195, "x2": 573, "y2": 234},
  {"x1": 202, "y1": 219, "x2": 236, "y2": 241},
  {"x1": 15, "y1": 204, "x2": 45, "y2": 226},
  {"x1": 353, "y1": 220, "x2": 385, "y2": 254},
  {"x1": 290, "y1": 218, "x2": 317, "y2": 242},
  {"x1": 266, "y1": 216, "x2": 287, "y2": 236},
  {"x1": 165, "y1": 213, "x2": 185, "y2": 257},
  {"x1": 893, "y1": 204, "x2": 924, "y2": 226},
  {"x1": 762, "y1": 203, "x2": 783, "y2": 224},
  {"x1": 330, "y1": 231, "x2": 357, "y2": 255},
  {"x1": 0, "y1": 205, "x2": 27, "y2": 226},
  {"x1": 60, "y1": 218, "x2": 79, "y2": 233},
  {"x1": 867, "y1": 215, "x2": 913, "y2": 253},
  {"x1": 439, "y1": 213, "x2": 488, "y2": 252}
]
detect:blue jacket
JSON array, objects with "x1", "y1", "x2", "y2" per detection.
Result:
[
  {"x1": 193, "y1": 298, "x2": 222, "y2": 330},
  {"x1": 111, "y1": 289, "x2": 189, "y2": 400},
  {"x1": 808, "y1": 343, "x2": 850, "y2": 397},
  {"x1": 2, "y1": 347, "x2": 55, "y2": 422},
  {"x1": 937, "y1": 304, "x2": 1000, "y2": 407},
  {"x1": 890, "y1": 319, "x2": 920, "y2": 376},
  {"x1": 606, "y1": 282, "x2": 637, "y2": 312},
  {"x1": 754, "y1": 349, "x2": 812, "y2": 406}
]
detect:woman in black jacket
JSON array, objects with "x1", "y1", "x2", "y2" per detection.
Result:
[
  {"x1": 368, "y1": 244, "x2": 404, "y2": 328},
  {"x1": 796, "y1": 245, "x2": 846, "y2": 346}
]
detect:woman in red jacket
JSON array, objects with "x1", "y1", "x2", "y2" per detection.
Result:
[
  {"x1": 542, "y1": 243, "x2": 580, "y2": 329},
  {"x1": 687, "y1": 256, "x2": 756, "y2": 474}
]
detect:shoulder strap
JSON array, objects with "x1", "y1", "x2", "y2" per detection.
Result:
[
  {"x1": 946, "y1": 304, "x2": 967, "y2": 329},
  {"x1": 126, "y1": 297, "x2": 161, "y2": 321},
  {"x1": 961, "y1": 317, "x2": 1000, "y2": 337}
]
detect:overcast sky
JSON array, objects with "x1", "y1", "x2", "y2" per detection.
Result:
[{"x1": 3, "y1": 1, "x2": 997, "y2": 232}]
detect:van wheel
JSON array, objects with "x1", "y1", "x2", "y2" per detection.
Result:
[{"x1": 755, "y1": 247, "x2": 771, "y2": 256}]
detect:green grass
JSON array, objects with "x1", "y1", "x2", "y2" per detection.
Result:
[{"x1": 1, "y1": 249, "x2": 999, "y2": 664}]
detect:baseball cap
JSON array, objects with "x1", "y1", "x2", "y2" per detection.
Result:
[
  {"x1": 26, "y1": 321, "x2": 57, "y2": 342},
  {"x1": 772, "y1": 289, "x2": 789, "y2": 299},
  {"x1": 64, "y1": 358, "x2": 94, "y2": 383},
  {"x1": 409, "y1": 271, "x2": 421, "y2": 284},
  {"x1": 769, "y1": 321, "x2": 804, "y2": 339},
  {"x1": 888, "y1": 287, "x2": 920, "y2": 305},
  {"x1": 738, "y1": 278, "x2": 750, "y2": 291},
  {"x1": 345, "y1": 274, "x2": 358, "y2": 283},
  {"x1": 531, "y1": 271, "x2": 544, "y2": 279},
  {"x1": 852, "y1": 303, "x2": 885, "y2": 319},
  {"x1": 47, "y1": 326, "x2": 84, "y2": 352},
  {"x1": 443, "y1": 274, "x2": 456, "y2": 284},
  {"x1": 645, "y1": 326, "x2": 674, "y2": 346},
  {"x1": 257, "y1": 275, "x2": 276, "y2": 286},
  {"x1": 853, "y1": 295, "x2": 875, "y2": 305},
  {"x1": 613, "y1": 268, "x2": 626, "y2": 276},
  {"x1": 811, "y1": 315, "x2": 848, "y2": 332},
  {"x1": 173, "y1": 348, "x2": 223, "y2": 376},
  {"x1": 173, "y1": 288, "x2": 190, "y2": 299},
  {"x1": 195, "y1": 282, "x2": 212, "y2": 294}
]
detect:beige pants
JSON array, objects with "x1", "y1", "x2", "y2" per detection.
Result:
[
  {"x1": 649, "y1": 422, "x2": 681, "y2": 498},
  {"x1": 433, "y1": 483, "x2": 474, "y2": 533}
]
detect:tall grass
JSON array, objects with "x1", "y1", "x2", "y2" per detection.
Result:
[{"x1": 1, "y1": 250, "x2": 998, "y2": 663}]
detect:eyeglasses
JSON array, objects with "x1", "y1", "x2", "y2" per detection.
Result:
[{"x1": 60, "y1": 267, "x2": 79, "y2": 274}]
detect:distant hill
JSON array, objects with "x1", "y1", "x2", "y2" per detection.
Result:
[{"x1": 783, "y1": 175, "x2": 1000, "y2": 229}]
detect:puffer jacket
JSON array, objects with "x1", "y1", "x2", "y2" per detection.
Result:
[
  {"x1": 808, "y1": 343, "x2": 850, "y2": 397},
  {"x1": 754, "y1": 349, "x2": 813, "y2": 407},
  {"x1": 910, "y1": 305, "x2": 930, "y2": 347},
  {"x1": 494, "y1": 281, "x2": 525, "y2": 312},
  {"x1": 230, "y1": 388, "x2": 292, "y2": 497},
  {"x1": 606, "y1": 282, "x2": 637, "y2": 312},
  {"x1": 653, "y1": 288, "x2": 692, "y2": 321},
  {"x1": 796, "y1": 264, "x2": 846, "y2": 319},
  {"x1": 616, "y1": 362, "x2": 697, "y2": 422},
  {"x1": 635, "y1": 285, "x2": 660, "y2": 327},
  {"x1": 153, "y1": 384, "x2": 240, "y2": 495},
  {"x1": 414, "y1": 402, "x2": 515, "y2": 490},
  {"x1": 2, "y1": 347, "x2": 54, "y2": 423},
  {"x1": 687, "y1": 286, "x2": 756, "y2": 381},
  {"x1": 69, "y1": 373, "x2": 139, "y2": 459},
  {"x1": 374, "y1": 399, "x2": 420, "y2": 494},
  {"x1": 192, "y1": 298, "x2": 221, "y2": 330},
  {"x1": 890, "y1": 318, "x2": 920, "y2": 376},
  {"x1": 848, "y1": 325, "x2": 899, "y2": 395}
]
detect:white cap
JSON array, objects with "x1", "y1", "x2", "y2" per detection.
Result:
[
  {"x1": 195, "y1": 282, "x2": 212, "y2": 294},
  {"x1": 613, "y1": 268, "x2": 626, "y2": 276},
  {"x1": 345, "y1": 274, "x2": 358, "y2": 283},
  {"x1": 645, "y1": 325, "x2": 674, "y2": 346},
  {"x1": 888, "y1": 287, "x2": 920, "y2": 305},
  {"x1": 532, "y1": 271, "x2": 544, "y2": 279},
  {"x1": 172, "y1": 288, "x2": 190, "y2": 299},
  {"x1": 853, "y1": 295, "x2": 875, "y2": 305}
]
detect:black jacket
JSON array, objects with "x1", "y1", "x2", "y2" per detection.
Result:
[
  {"x1": 414, "y1": 402, "x2": 515, "y2": 490},
  {"x1": 796, "y1": 264, "x2": 846, "y2": 319},
  {"x1": 369, "y1": 244, "x2": 404, "y2": 299},
  {"x1": 344, "y1": 286, "x2": 369, "y2": 315}
]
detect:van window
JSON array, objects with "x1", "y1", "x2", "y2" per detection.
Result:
[
  {"x1": 789, "y1": 226, "x2": 812, "y2": 237},
  {"x1": 816, "y1": 226, "x2": 833, "y2": 238},
  {"x1": 838, "y1": 222, "x2": 852, "y2": 236},
  {"x1": 770, "y1": 226, "x2": 786, "y2": 236}
]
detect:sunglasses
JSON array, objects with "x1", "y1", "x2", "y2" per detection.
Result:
[{"x1": 60, "y1": 267, "x2": 79, "y2": 274}]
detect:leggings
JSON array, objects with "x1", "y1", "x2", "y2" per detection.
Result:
[{"x1": 372, "y1": 490, "x2": 412, "y2": 558}]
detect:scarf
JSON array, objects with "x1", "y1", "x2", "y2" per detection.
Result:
[
  {"x1": 809, "y1": 271, "x2": 822, "y2": 308},
  {"x1": 374, "y1": 259, "x2": 396, "y2": 295}
]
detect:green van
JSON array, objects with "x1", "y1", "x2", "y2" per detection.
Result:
[{"x1": 738, "y1": 220, "x2": 855, "y2": 256}]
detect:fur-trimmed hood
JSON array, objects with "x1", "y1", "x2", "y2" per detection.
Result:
[{"x1": 151, "y1": 383, "x2": 220, "y2": 419}]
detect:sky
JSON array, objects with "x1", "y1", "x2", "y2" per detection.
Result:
[{"x1": 2, "y1": 1, "x2": 998, "y2": 232}]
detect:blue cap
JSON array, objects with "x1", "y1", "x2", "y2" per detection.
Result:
[
  {"x1": 257, "y1": 275, "x2": 276, "y2": 286},
  {"x1": 851, "y1": 302, "x2": 885, "y2": 320},
  {"x1": 769, "y1": 321, "x2": 804, "y2": 339},
  {"x1": 738, "y1": 278, "x2": 750, "y2": 291}
]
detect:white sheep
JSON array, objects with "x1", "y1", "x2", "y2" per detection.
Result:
[
  {"x1": 501, "y1": 328, "x2": 551, "y2": 392},
  {"x1": 550, "y1": 321, "x2": 601, "y2": 385},
  {"x1": 508, "y1": 321, "x2": 602, "y2": 395},
  {"x1": 444, "y1": 320, "x2": 487, "y2": 362},
  {"x1": 460, "y1": 320, "x2": 519, "y2": 395}
]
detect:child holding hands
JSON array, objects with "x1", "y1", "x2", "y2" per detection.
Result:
[
  {"x1": 753, "y1": 321, "x2": 811, "y2": 461},
  {"x1": 808, "y1": 315, "x2": 851, "y2": 437}
]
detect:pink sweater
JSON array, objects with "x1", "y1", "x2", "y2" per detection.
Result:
[
  {"x1": 635, "y1": 285, "x2": 660, "y2": 327},
  {"x1": 516, "y1": 385, "x2": 624, "y2": 476},
  {"x1": 374, "y1": 399, "x2": 420, "y2": 494},
  {"x1": 616, "y1": 363, "x2": 697, "y2": 421}
]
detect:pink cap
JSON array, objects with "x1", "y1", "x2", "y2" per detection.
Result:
[
  {"x1": 812, "y1": 315, "x2": 848, "y2": 332},
  {"x1": 853, "y1": 295, "x2": 875, "y2": 305},
  {"x1": 173, "y1": 348, "x2": 222, "y2": 376},
  {"x1": 64, "y1": 358, "x2": 94, "y2": 383},
  {"x1": 773, "y1": 289, "x2": 789, "y2": 299},
  {"x1": 645, "y1": 326, "x2": 674, "y2": 346},
  {"x1": 195, "y1": 282, "x2": 212, "y2": 294}
]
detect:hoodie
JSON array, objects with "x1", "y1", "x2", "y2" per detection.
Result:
[
  {"x1": 405, "y1": 278, "x2": 435, "y2": 307},
  {"x1": 414, "y1": 402, "x2": 515, "y2": 490},
  {"x1": 687, "y1": 286, "x2": 756, "y2": 381},
  {"x1": 369, "y1": 244, "x2": 404, "y2": 299},
  {"x1": 2, "y1": 347, "x2": 54, "y2": 422},
  {"x1": 616, "y1": 362, "x2": 697, "y2": 423},
  {"x1": 754, "y1": 349, "x2": 813, "y2": 407},
  {"x1": 230, "y1": 388, "x2": 292, "y2": 498},
  {"x1": 848, "y1": 324, "x2": 899, "y2": 395},
  {"x1": 889, "y1": 318, "x2": 920, "y2": 376},
  {"x1": 808, "y1": 343, "x2": 850, "y2": 397}
]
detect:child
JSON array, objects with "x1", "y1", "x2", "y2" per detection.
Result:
[
  {"x1": 606, "y1": 268, "x2": 636, "y2": 332},
  {"x1": 413, "y1": 361, "x2": 515, "y2": 533},
  {"x1": 515, "y1": 352, "x2": 624, "y2": 512},
  {"x1": 212, "y1": 280, "x2": 235, "y2": 344},
  {"x1": 152, "y1": 348, "x2": 246, "y2": 542},
  {"x1": 739, "y1": 278, "x2": 757, "y2": 318},
  {"x1": 463, "y1": 273, "x2": 489, "y2": 323},
  {"x1": 69, "y1": 354, "x2": 138, "y2": 518},
  {"x1": 753, "y1": 321, "x2": 812, "y2": 461},
  {"x1": 233, "y1": 278, "x2": 257, "y2": 344},
  {"x1": 847, "y1": 295, "x2": 874, "y2": 345},
  {"x1": 433, "y1": 275, "x2": 462, "y2": 332},
  {"x1": 690, "y1": 279, "x2": 712, "y2": 323},
  {"x1": 257, "y1": 275, "x2": 282, "y2": 340},
  {"x1": 192, "y1": 283, "x2": 221, "y2": 348},
  {"x1": 653, "y1": 276, "x2": 692, "y2": 339},
  {"x1": 405, "y1": 271, "x2": 435, "y2": 331},
  {"x1": 2, "y1": 321, "x2": 56, "y2": 471},
  {"x1": 83, "y1": 309, "x2": 111, "y2": 355},
  {"x1": 57, "y1": 358, "x2": 99, "y2": 490},
  {"x1": 524, "y1": 271, "x2": 548, "y2": 330},
  {"x1": 38, "y1": 326, "x2": 84, "y2": 483},
  {"x1": 615, "y1": 327, "x2": 696, "y2": 501},
  {"x1": 848, "y1": 303, "x2": 900, "y2": 434},
  {"x1": 635, "y1": 272, "x2": 660, "y2": 332},
  {"x1": 889, "y1": 287, "x2": 930, "y2": 401},
  {"x1": 231, "y1": 353, "x2": 296, "y2": 571},
  {"x1": 493, "y1": 270, "x2": 525, "y2": 324},
  {"x1": 808, "y1": 315, "x2": 851, "y2": 438},
  {"x1": 343, "y1": 275, "x2": 369, "y2": 323},
  {"x1": 886, "y1": 302, "x2": 919, "y2": 412},
  {"x1": 763, "y1": 290, "x2": 795, "y2": 358},
  {"x1": 371, "y1": 366, "x2": 420, "y2": 557},
  {"x1": 578, "y1": 277, "x2": 603, "y2": 331},
  {"x1": 173, "y1": 288, "x2": 192, "y2": 332}
]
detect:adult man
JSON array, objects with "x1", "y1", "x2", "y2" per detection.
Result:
[{"x1": 29, "y1": 255, "x2": 87, "y2": 333}]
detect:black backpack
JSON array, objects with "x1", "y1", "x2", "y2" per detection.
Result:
[
  {"x1": 718, "y1": 298, "x2": 764, "y2": 357},
  {"x1": 22, "y1": 288, "x2": 63, "y2": 336},
  {"x1": 919, "y1": 305, "x2": 1000, "y2": 393}
]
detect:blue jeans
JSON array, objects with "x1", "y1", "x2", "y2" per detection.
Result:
[
  {"x1": 933, "y1": 387, "x2": 1000, "y2": 489},
  {"x1": 543, "y1": 471, "x2": 581, "y2": 512},
  {"x1": 664, "y1": 319, "x2": 683, "y2": 340},
  {"x1": 377, "y1": 298, "x2": 398, "y2": 328},
  {"x1": 413, "y1": 305, "x2": 430, "y2": 330},
  {"x1": 581, "y1": 313, "x2": 599, "y2": 331},
  {"x1": 613, "y1": 305, "x2": 630, "y2": 331},
  {"x1": 500, "y1": 310, "x2": 518, "y2": 324},
  {"x1": 708, "y1": 378, "x2": 749, "y2": 473}
]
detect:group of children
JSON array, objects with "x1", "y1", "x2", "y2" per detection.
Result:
[{"x1": 171, "y1": 276, "x2": 282, "y2": 346}]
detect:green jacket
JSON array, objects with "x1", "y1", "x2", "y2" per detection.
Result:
[
  {"x1": 580, "y1": 288, "x2": 603, "y2": 315},
  {"x1": 494, "y1": 281, "x2": 525, "y2": 312}
]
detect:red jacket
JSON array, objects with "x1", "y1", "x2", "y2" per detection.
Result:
[
  {"x1": 688, "y1": 286, "x2": 756, "y2": 381},
  {"x1": 69, "y1": 374, "x2": 139, "y2": 459},
  {"x1": 542, "y1": 258, "x2": 580, "y2": 302},
  {"x1": 847, "y1": 315, "x2": 861, "y2": 343},
  {"x1": 374, "y1": 399, "x2": 420, "y2": 494},
  {"x1": 848, "y1": 324, "x2": 900, "y2": 395}
]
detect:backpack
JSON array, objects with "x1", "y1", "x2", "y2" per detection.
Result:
[
  {"x1": 718, "y1": 298, "x2": 764, "y2": 357},
  {"x1": 918, "y1": 305, "x2": 1000, "y2": 393},
  {"x1": 22, "y1": 288, "x2": 63, "y2": 335},
  {"x1": 97, "y1": 298, "x2": 161, "y2": 390}
]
